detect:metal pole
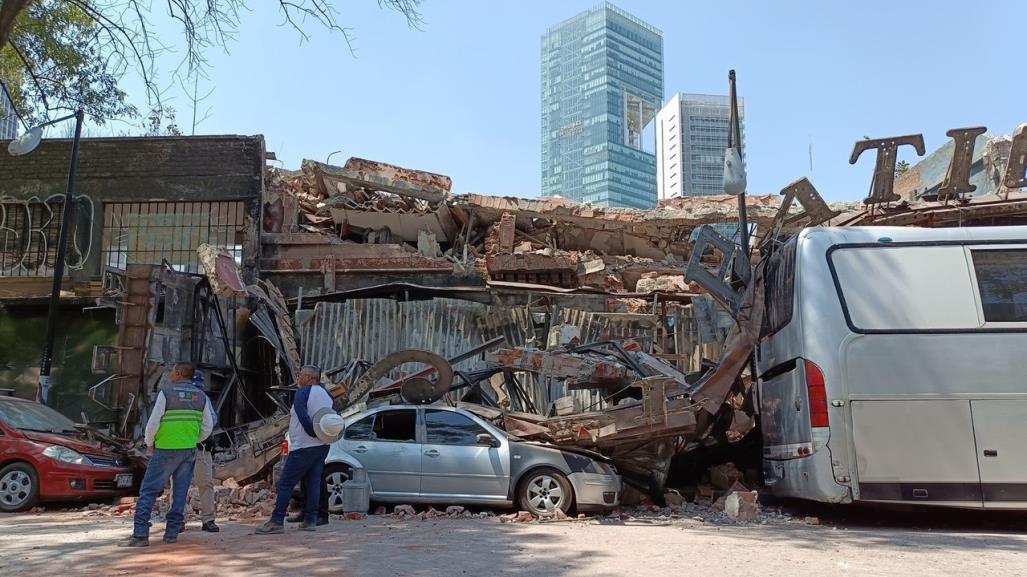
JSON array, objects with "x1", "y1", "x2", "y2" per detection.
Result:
[
  {"x1": 728, "y1": 70, "x2": 750, "y2": 256},
  {"x1": 37, "y1": 110, "x2": 84, "y2": 406}
]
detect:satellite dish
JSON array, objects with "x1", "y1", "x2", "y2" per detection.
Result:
[{"x1": 7, "y1": 126, "x2": 43, "y2": 156}]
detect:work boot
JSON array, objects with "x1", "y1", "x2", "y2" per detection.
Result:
[
  {"x1": 163, "y1": 534, "x2": 178, "y2": 545},
  {"x1": 286, "y1": 513, "x2": 303, "y2": 523},
  {"x1": 201, "y1": 521, "x2": 220, "y2": 533},
  {"x1": 317, "y1": 515, "x2": 329, "y2": 526},
  {"x1": 255, "y1": 521, "x2": 284, "y2": 535},
  {"x1": 120, "y1": 536, "x2": 149, "y2": 548},
  {"x1": 298, "y1": 521, "x2": 317, "y2": 532}
]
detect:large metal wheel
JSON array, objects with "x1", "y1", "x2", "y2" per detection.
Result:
[
  {"x1": 517, "y1": 468, "x2": 573, "y2": 516},
  {"x1": 322, "y1": 464, "x2": 351, "y2": 513},
  {"x1": 0, "y1": 463, "x2": 39, "y2": 513}
]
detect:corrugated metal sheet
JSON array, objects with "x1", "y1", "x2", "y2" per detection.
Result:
[
  {"x1": 301, "y1": 298, "x2": 480, "y2": 376},
  {"x1": 555, "y1": 308, "x2": 661, "y2": 352},
  {"x1": 295, "y1": 297, "x2": 726, "y2": 415}
]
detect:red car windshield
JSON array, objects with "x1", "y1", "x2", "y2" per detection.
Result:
[{"x1": 0, "y1": 400, "x2": 79, "y2": 433}]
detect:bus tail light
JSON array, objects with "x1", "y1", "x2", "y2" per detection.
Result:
[{"x1": 805, "y1": 359, "x2": 829, "y2": 428}]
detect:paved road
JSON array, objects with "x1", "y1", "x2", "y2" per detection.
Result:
[{"x1": 0, "y1": 509, "x2": 1025, "y2": 577}]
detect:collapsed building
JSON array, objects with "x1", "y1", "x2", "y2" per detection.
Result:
[{"x1": 1, "y1": 122, "x2": 1025, "y2": 494}]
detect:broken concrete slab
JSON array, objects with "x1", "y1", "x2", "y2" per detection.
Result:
[
  {"x1": 306, "y1": 158, "x2": 451, "y2": 204},
  {"x1": 724, "y1": 491, "x2": 759, "y2": 523}
]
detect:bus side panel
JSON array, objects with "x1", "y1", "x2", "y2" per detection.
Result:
[
  {"x1": 971, "y1": 400, "x2": 1027, "y2": 508},
  {"x1": 851, "y1": 399, "x2": 982, "y2": 507}
]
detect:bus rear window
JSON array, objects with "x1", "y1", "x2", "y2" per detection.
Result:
[
  {"x1": 763, "y1": 238, "x2": 797, "y2": 337},
  {"x1": 971, "y1": 249, "x2": 1027, "y2": 323}
]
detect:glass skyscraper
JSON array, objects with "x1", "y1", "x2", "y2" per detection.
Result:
[
  {"x1": 656, "y1": 93, "x2": 745, "y2": 198},
  {"x1": 541, "y1": 3, "x2": 663, "y2": 209}
]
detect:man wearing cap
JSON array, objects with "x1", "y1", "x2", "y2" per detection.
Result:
[
  {"x1": 257, "y1": 365, "x2": 343, "y2": 534},
  {"x1": 123, "y1": 362, "x2": 214, "y2": 547}
]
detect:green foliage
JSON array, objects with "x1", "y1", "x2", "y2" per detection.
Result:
[
  {"x1": 1, "y1": 1, "x2": 136, "y2": 126},
  {"x1": 0, "y1": 0, "x2": 424, "y2": 129}
]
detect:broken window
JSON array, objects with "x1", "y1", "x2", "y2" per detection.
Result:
[
  {"x1": 344, "y1": 415, "x2": 374, "y2": 441},
  {"x1": 371, "y1": 409, "x2": 417, "y2": 442},
  {"x1": 971, "y1": 249, "x2": 1027, "y2": 323},
  {"x1": 102, "y1": 201, "x2": 246, "y2": 274},
  {"x1": 425, "y1": 410, "x2": 489, "y2": 446}
]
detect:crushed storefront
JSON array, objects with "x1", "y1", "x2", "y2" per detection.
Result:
[
  {"x1": 0, "y1": 135, "x2": 270, "y2": 472},
  {"x1": 1, "y1": 122, "x2": 1025, "y2": 499}
]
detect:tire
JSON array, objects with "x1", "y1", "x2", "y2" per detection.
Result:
[
  {"x1": 516, "y1": 467, "x2": 574, "y2": 516},
  {"x1": 322, "y1": 463, "x2": 352, "y2": 513},
  {"x1": 0, "y1": 462, "x2": 40, "y2": 513}
]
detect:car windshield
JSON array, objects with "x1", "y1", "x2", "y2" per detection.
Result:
[{"x1": 0, "y1": 400, "x2": 79, "y2": 433}]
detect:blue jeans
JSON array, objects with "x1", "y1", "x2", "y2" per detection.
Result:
[
  {"x1": 133, "y1": 448, "x2": 197, "y2": 539},
  {"x1": 271, "y1": 445, "x2": 329, "y2": 525}
]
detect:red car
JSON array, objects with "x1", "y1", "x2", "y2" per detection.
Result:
[{"x1": 0, "y1": 395, "x2": 134, "y2": 512}]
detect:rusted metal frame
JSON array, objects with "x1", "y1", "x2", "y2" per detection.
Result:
[
  {"x1": 936, "y1": 127, "x2": 988, "y2": 202},
  {"x1": 209, "y1": 290, "x2": 263, "y2": 418},
  {"x1": 863, "y1": 197, "x2": 1027, "y2": 227},
  {"x1": 760, "y1": 178, "x2": 840, "y2": 249},
  {"x1": 849, "y1": 134, "x2": 926, "y2": 205},
  {"x1": 367, "y1": 336, "x2": 508, "y2": 400},
  {"x1": 684, "y1": 224, "x2": 747, "y2": 315},
  {"x1": 509, "y1": 370, "x2": 539, "y2": 415},
  {"x1": 686, "y1": 261, "x2": 766, "y2": 414},
  {"x1": 346, "y1": 349, "x2": 454, "y2": 408},
  {"x1": 567, "y1": 340, "x2": 646, "y2": 377}
]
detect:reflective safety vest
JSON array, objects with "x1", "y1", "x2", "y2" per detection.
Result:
[{"x1": 155, "y1": 383, "x2": 207, "y2": 450}]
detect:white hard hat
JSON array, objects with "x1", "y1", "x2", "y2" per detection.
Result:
[{"x1": 312, "y1": 408, "x2": 345, "y2": 444}]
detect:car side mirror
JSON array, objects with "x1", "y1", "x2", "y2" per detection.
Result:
[{"x1": 476, "y1": 433, "x2": 499, "y2": 448}]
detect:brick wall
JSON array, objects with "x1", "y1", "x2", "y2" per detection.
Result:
[
  {"x1": 0, "y1": 135, "x2": 265, "y2": 201},
  {"x1": 0, "y1": 135, "x2": 265, "y2": 283}
]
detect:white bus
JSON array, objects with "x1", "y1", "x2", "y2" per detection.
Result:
[{"x1": 757, "y1": 226, "x2": 1027, "y2": 509}]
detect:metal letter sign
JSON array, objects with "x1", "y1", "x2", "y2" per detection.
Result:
[
  {"x1": 849, "y1": 134, "x2": 926, "y2": 205},
  {"x1": 937, "y1": 127, "x2": 987, "y2": 202},
  {"x1": 1005, "y1": 123, "x2": 1027, "y2": 189}
]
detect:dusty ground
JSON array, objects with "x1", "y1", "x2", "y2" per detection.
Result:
[{"x1": 1, "y1": 505, "x2": 1025, "y2": 577}]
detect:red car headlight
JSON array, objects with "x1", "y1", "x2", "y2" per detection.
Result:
[{"x1": 42, "y1": 445, "x2": 94, "y2": 465}]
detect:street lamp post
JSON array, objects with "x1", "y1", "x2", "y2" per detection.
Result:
[{"x1": 8, "y1": 110, "x2": 85, "y2": 405}]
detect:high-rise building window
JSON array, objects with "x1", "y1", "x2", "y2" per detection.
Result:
[
  {"x1": 541, "y1": 3, "x2": 663, "y2": 209},
  {"x1": 656, "y1": 93, "x2": 745, "y2": 198}
]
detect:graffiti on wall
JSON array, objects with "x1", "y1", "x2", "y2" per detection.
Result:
[{"x1": 0, "y1": 195, "x2": 93, "y2": 276}]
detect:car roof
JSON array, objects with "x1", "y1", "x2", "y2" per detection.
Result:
[{"x1": 0, "y1": 396, "x2": 33, "y2": 403}]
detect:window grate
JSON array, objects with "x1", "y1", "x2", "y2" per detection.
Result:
[{"x1": 102, "y1": 201, "x2": 246, "y2": 274}]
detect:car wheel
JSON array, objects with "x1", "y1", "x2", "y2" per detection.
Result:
[
  {"x1": 322, "y1": 464, "x2": 352, "y2": 513},
  {"x1": 517, "y1": 467, "x2": 573, "y2": 516},
  {"x1": 0, "y1": 462, "x2": 40, "y2": 513}
]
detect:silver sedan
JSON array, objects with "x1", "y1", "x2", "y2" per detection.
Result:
[{"x1": 324, "y1": 405, "x2": 620, "y2": 516}]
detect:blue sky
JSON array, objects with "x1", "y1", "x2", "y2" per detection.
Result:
[{"x1": 129, "y1": 0, "x2": 1024, "y2": 202}]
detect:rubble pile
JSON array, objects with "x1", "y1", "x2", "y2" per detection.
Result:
[
  {"x1": 390, "y1": 504, "x2": 495, "y2": 521},
  {"x1": 261, "y1": 155, "x2": 794, "y2": 299},
  {"x1": 75, "y1": 477, "x2": 277, "y2": 521}
]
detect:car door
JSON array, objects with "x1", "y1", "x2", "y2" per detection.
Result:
[
  {"x1": 340, "y1": 409, "x2": 420, "y2": 498},
  {"x1": 419, "y1": 409, "x2": 509, "y2": 502}
]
